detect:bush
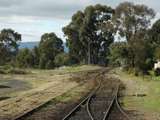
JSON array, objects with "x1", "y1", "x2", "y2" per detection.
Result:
[
  {"x1": 0, "y1": 66, "x2": 27, "y2": 74},
  {"x1": 6, "y1": 68, "x2": 27, "y2": 74},
  {"x1": 0, "y1": 69, "x2": 6, "y2": 74},
  {"x1": 54, "y1": 53, "x2": 70, "y2": 67},
  {"x1": 39, "y1": 54, "x2": 47, "y2": 69},
  {"x1": 155, "y1": 68, "x2": 160, "y2": 76},
  {"x1": 16, "y1": 48, "x2": 34, "y2": 68},
  {"x1": 45, "y1": 60, "x2": 54, "y2": 69}
]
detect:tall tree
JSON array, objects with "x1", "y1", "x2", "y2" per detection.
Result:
[
  {"x1": 113, "y1": 2, "x2": 155, "y2": 68},
  {"x1": 39, "y1": 32, "x2": 63, "y2": 69},
  {"x1": 150, "y1": 19, "x2": 160, "y2": 60},
  {"x1": 0, "y1": 29, "x2": 21, "y2": 65},
  {"x1": 150, "y1": 19, "x2": 160, "y2": 45},
  {"x1": 63, "y1": 4, "x2": 114, "y2": 64},
  {"x1": 132, "y1": 30, "x2": 153, "y2": 73},
  {"x1": 63, "y1": 11, "x2": 84, "y2": 63},
  {"x1": 109, "y1": 42, "x2": 129, "y2": 67}
]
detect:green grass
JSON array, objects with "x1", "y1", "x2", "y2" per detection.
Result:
[{"x1": 113, "y1": 68, "x2": 160, "y2": 113}]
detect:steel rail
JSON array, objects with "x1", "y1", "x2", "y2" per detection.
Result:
[
  {"x1": 86, "y1": 76, "x2": 103, "y2": 120},
  {"x1": 115, "y1": 86, "x2": 131, "y2": 120},
  {"x1": 102, "y1": 84, "x2": 119, "y2": 120},
  {"x1": 12, "y1": 70, "x2": 105, "y2": 120},
  {"x1": 102, "y1": 84, "x2": 131, "y2": 120},
  {"x1": 62, "y1": 71, "x2": 104, "y2": 120}
]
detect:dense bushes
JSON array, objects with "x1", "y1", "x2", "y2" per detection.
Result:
[
  {"x1": 0, "y1": 66, "x2": 27, "y2": 74},
  {"x1": 15, "y1": 33, "x2": 70, "y2": 69},
  {"x1": 155, "y1": 68, "x2": 160, "y2": 76},
  {"x1": 54, "y1": 53, "x2": 70, "y2": 67},
  {"x1": 16, "y1": 48, "x2": 34, "y2": 68}
]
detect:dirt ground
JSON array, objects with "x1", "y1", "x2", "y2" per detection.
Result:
[
  {"x1": 0, "y1": 74, "x2": 78, "y2": 120},
  {"x1": 0, "y1": 65, "x2": 101, "y2": 120},
  {"x1": 16, "y1": 68, "x2": 105, "y2": 120},
  {"x1": 18, "y1": 73, "x2": 97, "y2": 120}
]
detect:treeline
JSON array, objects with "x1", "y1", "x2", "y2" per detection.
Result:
[
  {"x1": 0, "y1": 30, "x2": 71, "y2": 69},
  {"x1": 108, "y1": 2, "x2": 160, "y2": 75},
  {"x1": 0, "y1": 2, "x2": 160, "y2": 74}
]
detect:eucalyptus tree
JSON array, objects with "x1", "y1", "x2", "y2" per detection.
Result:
[
  {"x1": 39, "y1": 32, "x2": 64, "y2": 69},
  {"x1": 63, "y1": 4, "x2": 114, "y2": 64},
  {"x1": 113, "y1": 2, "x2": 155, "y2": 69},
  {"x1": 150, "y1": 19, "x2": 160, "y2": 46},
  {"x1": 150, "y1": 19, "x2": 160, "y2": 60},
  {"x1": 0, "y1": 29, "x2": 21, "y2": 65}
]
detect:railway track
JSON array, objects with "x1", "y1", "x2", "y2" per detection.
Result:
[
  {"x1": 11, "y1": 69, "x2": 106, "y2": 120},
  {"x1": 62, "y1": 75, "x2": 130, "y2": 120},
  {"x1": 11, "y1": 68, "x2": 130, "y2": 120}
]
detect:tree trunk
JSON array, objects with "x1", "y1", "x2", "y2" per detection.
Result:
[{"x1": 88, "y1": 42, "x2": 91, "y2": 64}]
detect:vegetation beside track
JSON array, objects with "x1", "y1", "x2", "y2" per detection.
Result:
[{"x1": 110, "y1": 68, "x2": 160, "y2": 119}]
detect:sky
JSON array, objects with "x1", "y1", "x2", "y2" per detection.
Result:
[{"x1": 0, "y1": 0, "x2": 160, "y2": 42}]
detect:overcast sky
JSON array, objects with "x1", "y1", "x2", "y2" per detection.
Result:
[{"x1": 0, "y1": 0, "x2": 160, "y2": 42}]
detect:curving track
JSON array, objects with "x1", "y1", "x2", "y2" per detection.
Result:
[
  {"x1": 12, "y1": 69, "x2": 130, "y2": 120},
  {"x1": 12, "y1": 69, "x2": 106, "y2": 120},
  {"x1": 62, "y1": 74, "x2": 130, "y2": 120}
]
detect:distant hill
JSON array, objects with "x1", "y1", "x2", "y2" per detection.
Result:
[
  {"x1": 19, "y1": 41, "x2": 68, "y2": 52},
  {"x1": 19, "y1": 42, "x2": 39, "y2": 49}
]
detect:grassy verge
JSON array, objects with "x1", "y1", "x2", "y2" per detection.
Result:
[
  {"x1": 30, "y1": 65, "x2": 101, "y2": 75},
  {"x1": 0, "y1": 65, "x2": 100, "y2": 97},
  {"x1": 111, "y1": 68, "x2": 160, "y2": 119},
  {"x1": 0, "y1": 67, "x2": 28, "y2": 74}
]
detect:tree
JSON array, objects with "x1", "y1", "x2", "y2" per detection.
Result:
[
  {"x1": 109, "y1": 42, "x2": 129, "y2": 67},
  {"x1": 150, "y1": 19, "x2": 160, "y2": 46},
  {"x1": 63, "y1": 11, "x2": 84, "y2": 64},
  {"x1": 154, "y1": 47, "x2": 160, "y2": 60},
  {"x1": 113, "y1": 2, "x2": 155, "y2": 69},
  {"x1": 39, "y1": 54, "x2": 47, "y2": 69},
  {"x1": 150, "y1": 19, "x2": 160, "y2": 61},
  {"x1": 132, "y1": 30, "x2": 153, "y2": 74},
  {"x1": 32, "y1": 46, "x2": 40, "y2": 68},
  {"x1": 39, "y1": 32, "x2": 64, "y2": 69},
  {"x1": 63, "y1": 4, "x2": 114, "y2": 65},
  {"x1": 16, "y1": 48, "x2": 34, "y2": 68},
  {"x1": 0, "y1": 29, "x2": 21, "y2": 65},
  {"x1": 54, "y1": 53, "x2": 70, "y2": 67}
]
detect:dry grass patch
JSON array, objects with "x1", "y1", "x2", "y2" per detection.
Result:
[{"x1": 0, "y1": 65, "x2": 101, "y2": 119}]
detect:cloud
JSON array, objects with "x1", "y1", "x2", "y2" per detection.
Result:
[
  {"x1": 0, "y1": 0, "x2": 93, "y2": 19},
  {"x1": 0, "y1": 0, "x2": 159, "y2": 20},
  {"x1": 0, "y1": 0, "x2": 160, "y2": 42},
  {"x1": 0, "y1": 15, "x2": 69, "y2": 42},
  {"x1": 0, "y1": 0, "x2": 23, "y2": 7}
]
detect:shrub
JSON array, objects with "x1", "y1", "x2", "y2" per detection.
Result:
[
  {"x1": 0, "y1": 69, "x2": 6, "y2": 74},
  {"x1": 6, "y1": 68, "x2": 27, "y2": 74},
  {"x1": 16, "y1": 48, "x2": 34, "y2": 68},
  {"x1": 155, "y1": 68, "x2": 160, "y2": 76},
  {"x1": 45, "y1": 60, "x2": 54, "y2": 69},
  {"x1": 54, "y1": 53, "x2": 70, "y2": 67}
]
